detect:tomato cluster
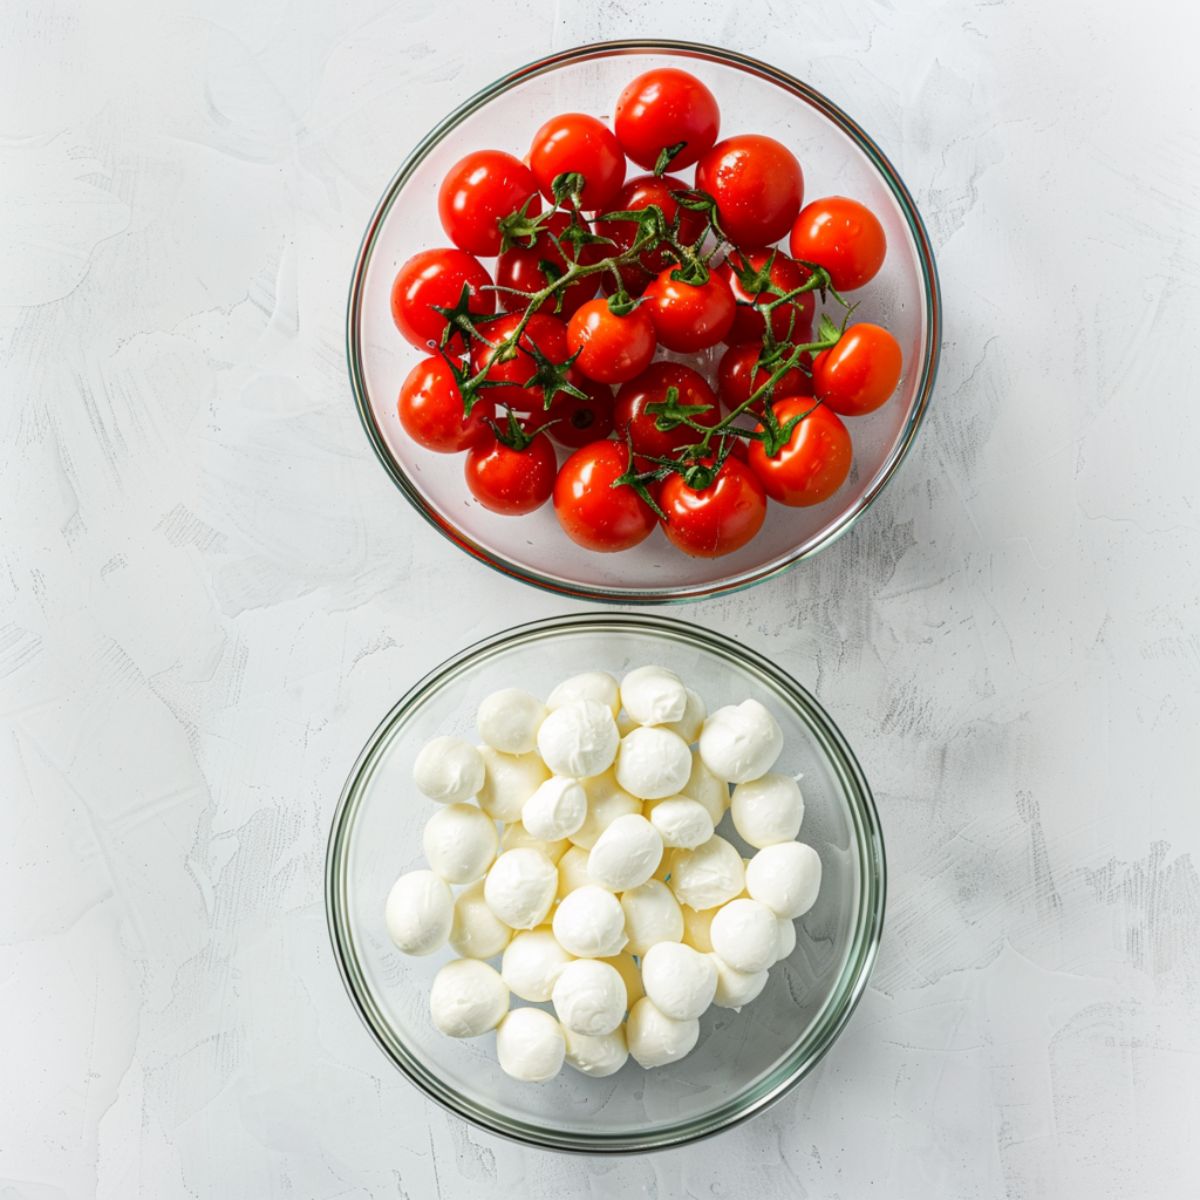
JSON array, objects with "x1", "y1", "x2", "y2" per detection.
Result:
[{"x1": 390, "y1": 67, "x2": 904, "y2": 559}]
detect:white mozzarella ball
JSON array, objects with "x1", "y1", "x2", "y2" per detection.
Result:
[
  {"x1": 626, "y1": 997, "x2": 700, "y2": 1069},
  {"x1": 501, "y1": 928, "x2": 573, "y2": 1001},
  {"x1": 587, "y1": 814, "x2": 663, "y2": 891},
  {"x1": 699, "y1": 699, "x2": 784, "y2": 784},
  {"x1": 564, "y1": 1026, "x2": 628, "y2": 1077},
  {"x1": 731, "y1": 772, "x2": 805, "y2": 848},
  {"x1": 645, "y1": 796, "x2": 714, "y2": 849},
  {"x1": 477, "y1": 688, "x2": 547, "y2": 755},
  {"x1": 661, "y1": 688, "x2": 706, "y2": 744},
  {"x1": 570, "y1": 772, "x2": 641, "y2": 849},
  {"x1": 551, "y1": 959, "x2": 627, "y2": 1036},
  {"x1": 412, "y1": 736, "x2": 485, "y2": 804},
  {"x1": 548, "y1": 671, "x2": 620, "y2": 718},
  {"x1": 483, "y1": 848, "x2": 558, "y2": 929},
  {"x1": 620, "y1": 666, "x2": 688, "y2": 725},
  {"x1": 640, "y1": 941, "x2": 717, "y2": 1020},
  {"x1": 385, "y1": 870, "x2": 453, "y2": 956},
  {"x1": 496, "y1": 1008, "x2": 565, "y2": 1083},
  {"x1": 745, "y1": 842, "x2": 822, "y2": 918},
  {"x1": 666, "y1": 835, "x2": 745, "y2": 911},
  {"x1": 449, "y1": 880, "x2": 512, "y2": 959},
  {"x1": 500, "y1": 821, "x2": 568, "y2": 863},
  {"x1": 536, "y1": 700, "x2": 619, "y2": 779},
  {"x1": 774, "y1": 915, "x2": 797, "y2": 963},
  {"x1": 429, "y1": 959, "x2": 509, "y2": 1037},
  {"x1": 602, "y1": 951, "x2": 644, "y2": 1008},
  {"x1": 615, "y1": 727, "x2": 692, "y2": 801},
  {"x1": 682, "y1": 751, "x2": 729, "y2": 824},
  {"x1": 710, "y1": 954, "x2": 769, "y2": 1010},
  {"x1": 680, "y1": 904, "x2": 715, "y2": 952},
  {"x1": 620, "y1": 879, "x2": 684, "y2": 956},
  {"x1": 556, "y1": 845, "x2": 594, "y2": 897},
  {"x1": 709, "y1": 898, "x2": 779, "y2": 973},
  {"x1": 552, "y1": 885, "x2": 627, "y2": 958},
  {"x1": 522, "y1": 776, "x2": 588, "y2": 841},
  {"x1": 422, "y1": 803, "x2": 498, "y2": 884},
  {"x1": 477, "y1": 747, "x2": 549, "y2": 822}
]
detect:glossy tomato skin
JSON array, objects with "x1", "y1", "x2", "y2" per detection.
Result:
[
  {"x1": 546, "y1": 378, "x2": 615, "y2": 449},
  {"x1": 465, "y1": 433, "x2": 557, "y2": 515},
  {"x1": 717, "y1": 248, "x2": 815, "y2": 346},
  {"x1": 789, "y1": 196, "x2": 886, "y2": 292},
  {"x1": 644, "y1": 268, "x2": 736, "y2": 352},
  {"x1": 695, "y1": 135, "x2": 804, "y2": 247},
  {"x1": 554, "y1": 440, "x2": 657, "y2": 552},
  {"x1": 614, "y1": 68, "x2": 721, "y2": 170},
  {"x1": 812, "y1": 323, "x2": 902, "y2": 416},
  {"x1": 748, "y1": 398, "x2": 852, "y2": 507},
  {"x1": 496, "y1": 212, "x2": 599, "y2": 319},
  {"x1": 469, "y1": 312, "x2": 571, "y2": 412},
  {"x1": 391, "y1": 249, "x2": 496, "y2": 352},
  {"x1": 397, "y1": 356, "x2": 495, "y2": 452},
  {"x1": 716, "y1": 344, "x2": 808, "y2": 415},
  {"x1": 566, "y1": 298, "x2": 657, "y2": 385},
  {"x1": 615, "y1": 361, "x2": 721, "y2": 463},
  {"x1": 438, "y1": 150, "x2": 541, "y2": 257},
  {"x1": 529, "y1": 113, "x2": 626, "y2": 212},
  {"x1": 659, "y1": 458, "x2": 767, "y2": 558}
]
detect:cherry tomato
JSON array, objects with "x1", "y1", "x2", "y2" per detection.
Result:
[
  {"x1": 614, "y1": 67, "x2": 721, "y2": 170},
  {"x1": 391, "y1": 248, "x2": 495, "y2": 352},
  {"x1": 789, "y1": 196, "x2": 886, "y2": 292},
  {"x1": 659, "y1": 458, "x2": 767, "y2": 558},
  {"x1": 546, "y1": 378, "x2": 615, "y2": 449},
  {"x1": 644, "y1": 268, "x2": 736, "y2": 352},
  {"x1": 529, "y1": 113, "x2": 626, "y2": 212},
  {"x1": 695, "y1": 135, "x2": 804, "y2": 247},
  {"x1": 811, "y1": 323, "x2": 902, "y2": 416},
  {"x1": 566, "y1": 298, "x2": 657, "y2": 384},
  {"x1": 747, "y1": 398, "x2": 851, "y2": 507},
  {"x1": 496, "y1": 212, "x2": 599, "y2": 319},
  {"x1": 554, "y1": 440, "x2": 657, "y2": 552},
  {"x1": 615, "y1": 362, "x2": 721, "y2": 464},
  {"x1": 398, "y1": 356, "x2": 495, "y2": 452},
  {"x1": 716, "y1": 248, "x2": 815, "y2": 346},
  {"x1": 469, "y1": 312, "x2": 571, "y2": 412},
  {"x1": 716, "y1": 344, "x2": 808, "y2": 415},
  {"x1": 438, "y1": 150, "x2": 541, "y2": 257},
  {"x1": 465, "y1": 432, "x2": 557, "y2": 515}
]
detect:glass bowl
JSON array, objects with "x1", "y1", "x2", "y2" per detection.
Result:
[
  {"x1": 325, "y1": 613, "x2": 885, "y2": 1152},
  {"x1": 347, "y1": 39, "x2": 940, "y2": 604}
]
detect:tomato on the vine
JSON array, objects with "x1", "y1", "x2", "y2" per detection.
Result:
[
  {"x1": 546, "y1": 378, "x2": 615, "y2": 449},
  {"x1": 717, "y1": 344, "x2": 808, "y2": 416},
  {"x1": 644, "y1": 268, "x2": 736, "y2": 352},
  {"x1": 554, "y1": 440, "x2": 658, "y2": 552},
  {"x1": 615, "y1": 362, "x2": 721, "y2": 464},
  {"x1": 717, "y1": 248, "x2": 815, "y2": 346},
  {"x1": 747, "y1": 398, "x2": 851, "y2": 507},
  {"x1": 529, "y1": 113, "x2": 626, "y2": 211},
  {"x1": 695, "y1": 135, "x2": 804, "y2": 247},
  {"x1": 469, "y1": 312, "x2": 572, "y2": 411},
  {"x1": 391, "y1": 248, "x2": 495, "y2": 351},
  {"x1": 566, "y1": 298, "x2": 657, "y2": 384},
  {"x1": 495, "y1": 212, "x2": 599, "y2": 319},
  {"x1": 398, "y1": 356, "x2": 494, "y2": 452},
  {"x1": 614, "y1": 67, "x2": 721, "y2": 170},
  {"x1": 465, "y1": 431, "x2": 557, "y2": 515},
  {"x1": 659, "y1": 457, "x2": 767, "y2": 558},
  {"x1": 789, "y1": 196, "x2": 886, "y2": 292},
  {"x1": 438, "y1": 150, "x2": 541, "y2": 257},
  {"x1": 811, "y1": 323, "x2": 902, "y2": 416}
]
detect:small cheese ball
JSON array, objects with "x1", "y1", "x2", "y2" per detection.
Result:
[
  {"x1": 774, "y1": 915, "x2": 797, "y2": 963},
  {"x1": 477, "y1": 747, "x2": 549, "y2": 822},
  {"x1": 644, "y1": 796, "x2": 714, "y2": 849},
  {"x1": 552, "y1": 885, "x2": 628, "y2": 958},
  {"x1": 564, "y1": 1025, "x2": 628, "y2": 1077},
  {"x1": 602, "y1": 951, "x2": 644, "y2": 1008},
  {"x1": 731, "y1": 772, "x2": 805, "y2": 848},
  {"x1": 641, "y1": 941, "x2": 717, "y2": 1020},
  {"x1": 661, "y1": 687, "x2": 706, "y2": 744},
  {"x1": 385, "y1": 870, "x2": 453, "y2": 956},
  {"x1": 667, "y1": 835, "x2": 745, "y2": 911},
  {"x1": 449, "y1": 880, "x2": 512, "y2": 959},
  {"x1": 616, "y1": 726, "x2": 692, "y2": 800},
  {"x1": 412, "y1": 736, "x2": 485, "y2": 804},
  {"x1": 710, "y1": 898, "x2": 779, "y2": 973},
  {"x1": 745, "y1": 842, "x2": 822, "y2": 919},
  {"x1": 620, "y1": 666, "x2": 689, "y2": 725},
  {"x1": 522, "y1": 776, "x2": 588, "y2": 841},
  {"x1": 483, "y1": 848, "x2": 558, "y2": 929},
  {"x1": 627, "y1": 997, "x2": 700, "y2": 1069},
  {"x1": 710, "y1": 954, "x2": 769, "y2": 1010},
  {"x1": 571, "y1": 772, "x2": 641, "y2": 849},
  {"x1": 587, "y1": 813, "x2": 663, "y2": 891},
  {"x1": 548, "y1": 670, "x2": 621, "y2": 717},
  {"x1": 683, "y1": 751, "x2": 729, "y2": 825},
  {"x1": 500, "y1": 821, "x2": 569, "y2": 863},
  {"x1": 496, "y1": 1008, "x2": 566, "y2": 1083},
  {"x1": 501, "y1": 927, "x2": 573, "y2": 1001},
  {"x1": 429, "y1": 959, "x2": 509, "y2": 1037},
  {"x1": 699, "y1": 699, "x2": 784, "y2": 784},
  {"x1": 477, "y1": 688, "x2": 547, "y2": 754},
  {"x1": 556, "y1": 845, "x2": 594, "y2": 897},
  {"x1": 536, "y1": 700, "x2": 619, "y2": 779},
  {"x1": 681, "y1": 904, "x2": 715, "y2": 953},
  {"x1": 620, "y1": 879, "x2": 684, "y2": 956},
  {"x1": 422, "y1": 802, "x2": 498, "y2": 884},
  {"x1": 551, "y1": 958, "x2": 627, "y2": 1036}
]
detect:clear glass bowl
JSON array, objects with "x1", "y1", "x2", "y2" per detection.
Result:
[
  {"x1": 347, "y1": 39, "x2": 941, "y2": 603},
  {"x1": 325, "y1": 613, "x2": 886, "y2": 1152}
]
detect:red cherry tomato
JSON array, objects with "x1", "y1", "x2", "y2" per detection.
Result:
[
  {"x1": 469, "y1": 312, "x2": 571, "y2": 412},
  {"x1": 397, "y1": 356, "x2": 495, "y2": 452},
  {"x1": 659, "y1": 458, "x2": 767, "y2": 558},
  {"x1": 789, "y1": 196, "x2": 886, "y2": 292},
  {"x1": 566, "y1": 298, "x2": 657, "y2": 384},
  {"x1": 465, "y1": 432, "x2": 557, "y2": 515},
  {"x1": 644, "y1": 268, "x2": 736, "y2": 352},
  {"x1": 546, "y1": 378, "x2": 615, "y2": 449},
  {"x1": 437, "y1": 150, "x2": 541, "y2": 257},
  {"x1": 614, "y1": 67, "x2": 721, "y2": 170},
  {"x1": 391, "y1": 248, "x2": 495, "y2": 352},
  {"x1": 529, "y1": 113, "x2": 626, "y2": 212},
  {"x1": 716, "y1": 248, "x2": 815, "y2": 346},
  {"x1": 811, "y1": 323, "x2": 902, "y2": 416},
  {"x1": 554, "y1": 440, "x2": 657, "y2": 552},
  {"x1": 695, "y1": 135, "x2": 803, "y2": 247},
  {"x1": 716, "y1": 344, "x2": 808, "y2": 415},
  {"x1": 614, "y1": 362, "x2": 721, "y2": 464},
  {"x1": 496, "y1": 212, "x2": 599, "y2": 319},
  {"x1": 747, "y1": 398, "x2": 851, "y2": 507}
]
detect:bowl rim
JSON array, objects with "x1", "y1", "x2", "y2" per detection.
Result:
[
  {"x1": 325, "y1": 612, "x2": 887, "y2": 1153},
  {"x1": 346, "y1": 38, "x2": 942, "y2": 605}
]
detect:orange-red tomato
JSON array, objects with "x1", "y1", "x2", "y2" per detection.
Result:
[
  {"x1": 747, "y1": 399, "x2": 852, "y2": 507},
  {"x1": 659, "y1": 458, "x2": 767, "y2": 558},
  {"x1": 812, "y1": 324, "x2": 902, "y2": 416},
  {"x1": 789, "y1": 196, "x2": 886, "y2": 292}
]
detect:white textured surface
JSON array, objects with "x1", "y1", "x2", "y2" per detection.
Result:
[{"x1": 3, "y1": 0, "x2": 1199, "y2": 1196}]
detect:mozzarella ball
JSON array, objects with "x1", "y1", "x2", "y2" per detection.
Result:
[
  {"x1": 483, "y1": 848, "x2": 558, "y2": 929},
  {"x1": 564, "y1": 1026, "x2": 628, "y2": 1077},
  {"x1": 449, "y1": 880, "x2": 512, "y2": 959},
  {"x1": 548, "y1": 671, "x2": 620, "y2": 718},
  {"x1": 477, "y1": 747, "x2": 549, "y2": 822},
  {"x1": 683, "y1": 751, "x2": 729, "y2": 825},
  {"x1": 501, "y1": 928, "x2": 573, "y2": 1001},
  {"x1": 552, "y1": 959, "x2": 627, "y2": 1036},
  {"x1": 616, "y1": 727, "x2": 692, "y2": 801},
  {"x1": 385, "y1": 870, "x2": 453, "y2": 956},
  {"x1": 699, "y1": 699, "x2": 784, "y2": 784},
  {"x1": 667, "y1": 835, "x2": 745, "y2": 911},
  {"x1": 522, "y1": 775, "x2": 587, "y2": 841},
  {"x1": 478, "y1": 688, "x2": 546, "y2": 754},
  {"x1": 422, "y1": 803, "x2": 498, "y2": 884},
  {"x1": 587, "y1": 814, "x2": 663, "y2": 891},
  {"x1": 641, "y1": 941, "x2": 717, "y2": 1020},
  {"x1": 731, "y1": 772, "x2": 805, "y2": 848},
  {"x1": 552, "y1": 885, "x2": 627, "y2": 958},
  {"x1": 661, "y1": 687, "x2": 706, "y2": 744},
  {"x1": 620, "y1": 666, "x2": 689, "y2": 725},
  {"x1": 500, "y1": 821, "x2": 568, "y2": 863},
  {"x1": 556, "y1": 845, "x2": 594, "y2": 897},
  {"x1": 496, "y1": 1008, "x2": 565, "y2": 1083},
  {"x1": 627, "y1": 997, "x2": 700, "y2": 1069},
  {"x1": 620, "y1": 879, "x2": 684, "y2": 956},
  {"x1": 710, "y1": 898, "x2": 779, "y2": 973},
  {"x1": 745, "y1": 842, "x2": 822, "y2": 919},
  {"x1": 429, "y1": 959, "x2": 508, "y2": 1037},
  {"x1": 775, "y1": 915, "x2": 797, "y2": 963},
  {"x1": 571, "y1": 772, "x2": 641, "y2": 849},
  {"x1": 681, "y1": 904, "x2": 715, "y2": 953},
  {"x1": 536, "y1": 700, "x2": 619, "y2": 779},
  {"x1": 710, "y1": 954, "x2": 769, "y2": 1010},
  {"x1": 412, "y1": 736, "x2": 485, "y2": 804},
  {"x1": 645, "y1": 796, "x2": 714, "y2": 849},
  {"x1": 602, "y1": 951, "x2": 644, "y2": 1008}
]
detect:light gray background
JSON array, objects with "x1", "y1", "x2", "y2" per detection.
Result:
[{"x1": 3, "y1": 0, "x2": 1198, "y2": 1196}]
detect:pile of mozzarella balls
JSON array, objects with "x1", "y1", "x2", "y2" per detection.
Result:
[{"x1": 385, "y1": 666, "x2": 821, "y2": 1084}]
